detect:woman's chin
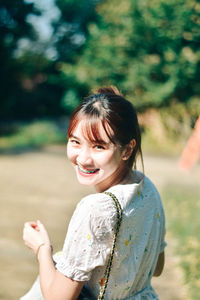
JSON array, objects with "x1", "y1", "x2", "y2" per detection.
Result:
[
  {"x1": 77, "y1": 178, "x2": 97, "y2": 186},
  {"x1": 75, "y1": 169, "x2": 99, "y2": 186}
]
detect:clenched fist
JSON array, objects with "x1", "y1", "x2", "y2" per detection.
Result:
[{"x1": 23, "y1": 220, "x2": 51, "y2": 255}]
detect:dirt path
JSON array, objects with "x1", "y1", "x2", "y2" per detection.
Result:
[{"x1": 1, "y1": 145, "x2": 198, "y2": 300}]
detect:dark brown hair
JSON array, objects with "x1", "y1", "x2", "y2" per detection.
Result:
[{"x1": 68, "y1": 86, "x2": 143, "y2": 171}]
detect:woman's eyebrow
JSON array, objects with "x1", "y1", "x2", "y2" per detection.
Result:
[
  {"x1": 94, "y1": 139, "x2": 110, "y2": 145},
  {"x1": 69, "y1": 134, "x2": 80, "y2": 140},
  {"x1": 69, "y1": 134, "x2": 111, "y2": 145}
]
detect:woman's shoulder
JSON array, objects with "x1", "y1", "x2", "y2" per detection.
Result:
[
  {"x1": 77, "y1": 192, "x2": 117, "y2": 218},
  {"x1": 106, "y1": 170, "x2": 162, "y2": 210},
  {"x1": 131, "y1": 170, "x2": 161, "y2": 199},
  {"x1": 132, "y1": 170, "x2": 159, "y2": 193},
  {"x1": 142, "y1": 172, "x2": 162, "y2": 200}
]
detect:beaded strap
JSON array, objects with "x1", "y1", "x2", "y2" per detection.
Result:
[{"x1": 98, "y1": 192, "x2": 123, "y2": 300}]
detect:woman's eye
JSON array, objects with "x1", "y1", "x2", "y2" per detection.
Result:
[
  {"x1": 70, "y1": 139, "x2": 79, "y2": 145},
  {"x1": 94, "y1": 145, "x2": 105, "y2": 150}
]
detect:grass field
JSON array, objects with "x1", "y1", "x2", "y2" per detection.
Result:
[{"x1": 161, "y1": 186, "x2": 200, "y2": 299}]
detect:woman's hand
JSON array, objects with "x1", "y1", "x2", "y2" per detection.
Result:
[{"x1": 23, "y1": 220, "x2": 51, "y2": 255}]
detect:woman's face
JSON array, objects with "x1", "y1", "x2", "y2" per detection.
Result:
[{"x1": 67, "y1": 119, "x2": 125, "y2": 192}]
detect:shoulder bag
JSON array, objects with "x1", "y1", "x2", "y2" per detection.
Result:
[{"x1": 78, "y1": 191, "x2": 123, "y2": 300}]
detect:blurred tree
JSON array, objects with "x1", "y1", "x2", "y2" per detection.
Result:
[
  {"x1": 0, "y1": 0, "x2": 40, "y2": 119},
  {"x1": 14, "y1": 51, "x2": 65, "y2": 118},
  {"x1": 0, "y1": 0, "x2": 98, "y2": 119},
  {"x1": 61, "y1": 0, "x2": 200, "y2": 110},
  {"x1": 2, "y1": 0, "x2": 200, "y2": 120},
  {"x1": 52, "y1": 0, "x2": 100, "y2": 62},
  {"x1": 42, "y1": 0, "x2": 101, "y2": 115}
]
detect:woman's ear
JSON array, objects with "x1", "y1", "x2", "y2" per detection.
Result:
[{"x1": 122, "y1": 139, "x2": 136, "y2": 160}]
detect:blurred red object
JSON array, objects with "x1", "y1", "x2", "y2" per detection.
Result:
[{"x1": 178, "y1": 116, "x2": 200, "y2": 170}]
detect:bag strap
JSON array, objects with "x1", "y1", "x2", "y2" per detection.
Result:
[{"x1": 98, "y1": 191, "x2": 123, "y2": 300}]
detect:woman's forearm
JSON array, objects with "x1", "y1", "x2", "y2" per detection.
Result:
[
  {"x1": 37, "y1": 245, "x2": 84, "y2": 300},
  {"x1": 38, "y1": 245, "x2": 56, "y2": 300},
  {"x1": 23, "y1": 221, "x2": 83, "y2": 299}
]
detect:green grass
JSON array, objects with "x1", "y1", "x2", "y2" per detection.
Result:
[
  {"x1": 162, "y1": 186, "x2": 200, "y2": 299},
  {"x1": 0, "y1": 120, "x2": 67, "y2": 152}
]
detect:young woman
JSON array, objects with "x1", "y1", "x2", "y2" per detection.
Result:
[{"x1": 22, "y1": 86, "x2": 166, "y2": 300}]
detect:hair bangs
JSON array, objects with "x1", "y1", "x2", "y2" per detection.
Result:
[
  {"x1": 68, "y1": 111, "x2": 115, "y2": 145},
  {"x1": 67, "y1": 113, "x2": 79, "y2": 138},
  {"x1": 84, "y1": 118, "x2": 116, "y2": 145}
]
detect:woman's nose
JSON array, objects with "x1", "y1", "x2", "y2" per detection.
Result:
[{"x1": 77, "y1": 147, "x2": 93, "y2": 165}]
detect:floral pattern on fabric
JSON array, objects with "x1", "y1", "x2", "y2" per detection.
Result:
[{"x1": 54, "y1": 170, "x2": 166, "y2": 300}]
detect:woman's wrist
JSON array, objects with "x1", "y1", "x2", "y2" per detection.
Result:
[{"x1": 36, "y1": 243, "x2": 53, "y2": 260}]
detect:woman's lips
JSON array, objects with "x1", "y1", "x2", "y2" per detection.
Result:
[{"x1": 77, "y1": 165, "x2": 99, "y2": 175}]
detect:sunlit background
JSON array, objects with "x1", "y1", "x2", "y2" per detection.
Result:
[{"x1": 0, "y1": 0, "x2": 200, "y2": 299}]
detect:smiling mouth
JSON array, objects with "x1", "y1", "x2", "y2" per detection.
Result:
[{"x1": 77, "y1": 165, "x2": 99, "y2": 174}]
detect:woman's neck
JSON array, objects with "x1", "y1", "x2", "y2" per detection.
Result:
[{"x1": 95, "y1": 166, "x2": 134, "y2": 193}]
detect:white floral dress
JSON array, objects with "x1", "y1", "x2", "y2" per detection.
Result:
[{"x1": 53, "y1": 170, "x2": 166, "y2": 300}]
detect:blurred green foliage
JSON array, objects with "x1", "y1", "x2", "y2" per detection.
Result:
[
  {"x1": 62, "y1": 0, "x2": 200, "y2": 110},
  {"x1": 53, "y1": 0, "x2": 99, "y2": 62},
  {"x1": 0, "y1": 120, "x2": 66, "y2": 152},
  {"x1": 0, "y1": 0, "x2": 200, "y2": 127},
  {"x1": 0, "y1": 0, "x2": 99, "y2": 120},
  {"x1": 0, "y1": 0, "x2": 40, "y2": 118},
  {"x1": 141, "y1": 98, "x2": 200, "y2": 155}
]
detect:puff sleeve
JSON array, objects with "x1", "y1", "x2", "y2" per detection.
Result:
[{"x1": 54, "y1": 193, "x2": 117, "y2": 281}]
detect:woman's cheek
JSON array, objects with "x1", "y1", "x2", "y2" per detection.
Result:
[
  {"x1": 95, "y1": 152, "x2": 114, "y2": 167},
  {"x1": 67, "y1": 144, "x2": 76, "y2": 163}
]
